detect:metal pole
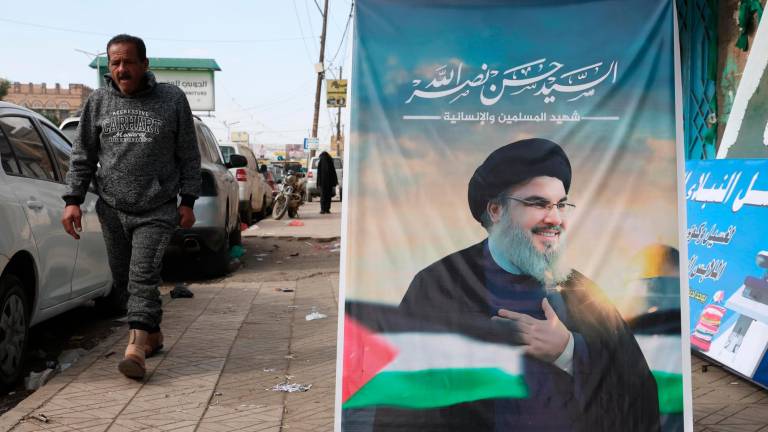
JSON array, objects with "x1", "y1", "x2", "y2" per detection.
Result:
[{"x1": 310, "y1": 0, "x2": 330, "y2": 159}]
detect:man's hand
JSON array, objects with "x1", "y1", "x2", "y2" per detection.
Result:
[
  {"x1": 62, "y1": 205, "x2": 82, "y2": 240},
  {"x1": 493, "y1": 298, "x2": 571, "y2": 363},
  {"x1": 178, "y1": 205, "x2": 195, "y2": 229}
]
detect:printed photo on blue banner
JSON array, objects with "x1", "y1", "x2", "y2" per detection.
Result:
[
  {"x1": 686, "y1": 161, "x2": 768, "y2": 385},
  {"x1": 688, "y1": 13, "x2": 768, "y2": 391},
  {"x1": 338, "y1": 1, "x2": 690, "y2": 431}
]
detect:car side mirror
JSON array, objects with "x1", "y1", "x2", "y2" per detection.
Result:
[{"x1": 226, "y1": 154, "x2": 247, "y2": 169}]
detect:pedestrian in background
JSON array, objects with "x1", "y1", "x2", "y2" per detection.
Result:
[
  {"x1": 317, "y1": 151, "x2": 338, "y2": 214},
  {"x1": 61, "y1": 33, "x2": 201, "y2": 380}
]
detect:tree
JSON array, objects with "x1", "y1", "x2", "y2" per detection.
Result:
[
  {"x1": 40, "y1": 111, "x2": 61, "y2": 126},
  {"x1": 0, "y1": 78, "x2": 9, "y2": 101}
]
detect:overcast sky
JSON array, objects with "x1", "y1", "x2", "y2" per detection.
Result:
[{"x1": 0, "y1": 0, "x2": 354, "y2": 148}]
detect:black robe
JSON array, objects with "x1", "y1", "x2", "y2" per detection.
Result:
[
  {"x1": 317, "y1": 152, "x2": 339, "y2": 193},
  {"x1": 370, "y1": 241, "x2": 660, "y2": 432}
]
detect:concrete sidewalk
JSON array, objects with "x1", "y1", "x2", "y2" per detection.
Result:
[
  {"x1": 692, "y1": 354, "x2": 768, "y2": 431},
  {"x1": 244, "y1": 200, "x2": 341, "y2": 241},
  {"x1": 0, "y1": 270, "x2": 339, "y2": 432}
]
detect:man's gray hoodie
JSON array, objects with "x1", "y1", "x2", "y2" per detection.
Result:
[{"x1": 63, "y1": 71, "x2": 201, "y2": 213}]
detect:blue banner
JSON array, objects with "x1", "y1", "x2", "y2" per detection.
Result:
[{"x1": 687, "y1": 159, "x2": 768, "y2": 386}]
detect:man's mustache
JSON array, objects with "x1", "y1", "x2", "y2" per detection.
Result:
[
  {"x1": 531, "y1": 224, "x2": 562, "y2": 234},
  {"x1": 118, "y1": 74, "x2": 132, "y2": 80}
]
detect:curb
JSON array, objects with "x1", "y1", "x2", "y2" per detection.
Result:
[{"x1": 242, "y1": 234, "x2": 341, "y2": 242}]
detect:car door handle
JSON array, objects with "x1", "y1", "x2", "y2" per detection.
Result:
[{"x1": 26, "y1": 200, "x2": 44, "y2": 211}]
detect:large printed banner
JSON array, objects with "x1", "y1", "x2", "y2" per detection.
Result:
[
  {"x1": 687, "y1": 160, "x2": 768, "y2": 385},
  {"x1": 339, "y1": 1, "x2": 690, "y2": 431}
]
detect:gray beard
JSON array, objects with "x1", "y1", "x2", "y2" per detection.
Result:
[{"x1": 488, "y1": 214, "x2": 571, "y2": 287}]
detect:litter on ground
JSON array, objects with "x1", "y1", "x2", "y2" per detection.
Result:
[
  {"x1": 270, "y1": 383, "x2": 312, "y2": 393},
  {"x1": 171, "y1": 284, "x2": 194, "y2": 298}
]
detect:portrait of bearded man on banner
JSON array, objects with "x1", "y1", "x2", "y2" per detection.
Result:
[{"x1": 367, "y1": 138, "x2": 661, "y2": 432}]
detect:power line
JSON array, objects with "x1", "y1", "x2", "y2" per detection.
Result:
[
  {"x1": 312, "y1": 0, "x2": 324, "y2": 16},
  {"x1": 304, "y1": 0, "x2": 318, "y2": 48},
  {"x1": 292, "y1": 0, "x2": 317, "y2": 65},
  {"x1": 328, "y1": 1, "x2": 354, "y2": 68},
  {"x1": 0, "y1": 17, "x2": 315, "y2": 44},
  {"x1": 242, "y1": 78, "x2": 315, "y2": 111}
]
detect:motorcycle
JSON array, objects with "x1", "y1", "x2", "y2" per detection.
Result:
[{"x1": 272, "y1": 171, "x2": 306, "y2": 219}]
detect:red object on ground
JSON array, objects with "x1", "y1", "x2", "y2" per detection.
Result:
[
  {"x1": 240, "y1": 222, "x2": 248, "y2": 231},
  {"x1": 287, "y1": 220, "x2": 305, "y2": 227},
  {"x1": 342, "y1": 315, "x2": 398, "y2": 403}
]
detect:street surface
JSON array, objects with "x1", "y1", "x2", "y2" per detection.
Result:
[
  {"x1": 0, "y1": 200, "x2": 341, "y2": 431},
  {"x1": 1, "y1": 200, "x2": 767, "y2": 430}
]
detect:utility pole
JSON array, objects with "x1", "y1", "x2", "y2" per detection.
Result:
[{"x1": 310, "y1": 0, "x2": 330, "y2": 159}]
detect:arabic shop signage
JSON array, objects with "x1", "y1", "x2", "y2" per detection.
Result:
[
  {"x1": 403, "y1": 59, "x2": 618, "y2": 126},
  {"x1": 687, "y1": 159, "x2": 768, "y2": 387},
  {"x1": 153, "y1": 70, "x2": 215, "y2": 111}
]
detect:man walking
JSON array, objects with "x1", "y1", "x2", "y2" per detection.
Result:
[
  {"x1": 61, "y1": 34, "x2": 201, "y2": 379},
  {"x1": 316, "y1": 151, "x2": 338, "y2": 214}
]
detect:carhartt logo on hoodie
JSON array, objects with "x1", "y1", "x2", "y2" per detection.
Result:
[
  {"x1": 103, "y1": 109, "x2": 163, "y2": 144},
  {"x1": 63, "y1": 71, "x2": 201, "y2": 213}
]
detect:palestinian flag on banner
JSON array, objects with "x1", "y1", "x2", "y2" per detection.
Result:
[
  {"x1": 634, "y1": 334, "x2": 684, "y2": 414},
  {"x1": 342, "y1": 303, "x2": 528, "y2": 409}
]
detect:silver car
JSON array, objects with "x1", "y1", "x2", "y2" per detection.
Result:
[
  {"x1": 1, "y1": 102, "x2": 113, "y2": 387},
  {"x1": 163, "y1": 118, "x2": 246, "y2": 276},
  {"x1": 219, "y1": 143, "x2": 271, "y2": 225},
  {"x1": 305, "y1": 155, "x2": 343, "y2": 202},
  {"x1": 61, "y1": 116, "x2": 245, "y2": 277}
]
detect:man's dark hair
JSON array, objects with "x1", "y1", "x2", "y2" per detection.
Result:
[{"x1": 106, "y1": 34, "x2": 147, "y2": 61}]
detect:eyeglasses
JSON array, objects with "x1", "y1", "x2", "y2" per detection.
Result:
[{"x1": 505, "y1": 196, "x2": 576, "y2": 216}]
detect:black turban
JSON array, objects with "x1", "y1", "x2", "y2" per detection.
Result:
[{"x1": 467, "y1": 138, "x2": 572, "y2": 222}]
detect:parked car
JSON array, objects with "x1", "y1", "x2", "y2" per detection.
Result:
[
  {"x1": 165, "y1": 118, "x2": 246, "y2": 276},
  {"x1": 59, "y1": 116, "x2": 79, "y2": 143},
  {"x1": 1, "y1": 102, "x2": 113, "y2": 387},
  {"x1": 305, "y1": 155, "x2": 343, "y2": 202},
  {"x1": 59, "y1": 115, "x2": 245, "y2": 277},
  {"x1": 269, "y1": 163, "x2": 285, "y2": 185},
  {"x1": 261, "y1": 165, "x2": 279, "y2": 199},
  {"x1": 219, "y1": 143, "x2": 271, "y2": 225}
]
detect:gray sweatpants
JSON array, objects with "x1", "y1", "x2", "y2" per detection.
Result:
[{"x1": 96, "y1": 199, "x2": 177, "y2": 329}]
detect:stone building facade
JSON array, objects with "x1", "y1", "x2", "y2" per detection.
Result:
[{"x1": 3, "y1": 82, "x2": 92, "y2": 124}]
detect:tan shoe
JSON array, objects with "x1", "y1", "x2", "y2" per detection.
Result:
[
  {"x1": 118, "y1": 329, "x2": 148, "y2": 379},
  {"x1": 145, "y1": 331, "x2": 164, "y2": 358}
]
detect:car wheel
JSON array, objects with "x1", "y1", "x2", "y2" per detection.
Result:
[
  {"x1": 254, "y1": 196, "x2": 267, "y2": 222},
  {"x1": 0, "y1": 274, "x2": 29, "y2": 388},
  {"x1": 94, "y1": 279, "x2": 129, "y2": 316},
  {"x1": 229, "y1": 214, "x2": 242, "y2": 248},
  {"x1": 202, "y1": 205, "x2": 233, "y2": 277},
  {"x1": 202, "y1": 235, "x2": 229, "y2": 277},
  {"x1": 241, "y1": 196, "x2": 253, "y2": 226}
]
